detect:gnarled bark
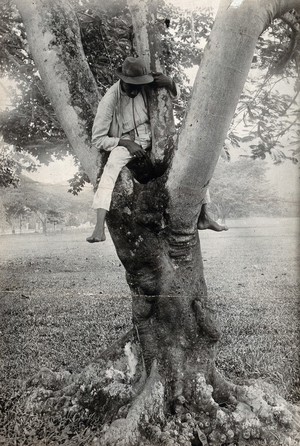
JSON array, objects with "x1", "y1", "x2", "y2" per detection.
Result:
[
  {"x1": 102, "y1": 0, "x2": 300, "y2": 443},
  {"x1": 128, "y1": 0, "x2": 177, "y2": 171},
  {"x1": 15, "y1": 0, "x2": 300, "y2": 444}
]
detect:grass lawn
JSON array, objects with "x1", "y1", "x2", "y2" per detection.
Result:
[{"x1": 0, "y1": 217, "x2": 299, "y2": 443}]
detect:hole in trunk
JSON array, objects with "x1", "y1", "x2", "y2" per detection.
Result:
[
  {"x1": 218, "y1": 401, "x2": 228, "y2": 408},
  {"x1": 191, "y1": 434, "x2": 201, "y2": 446},
  {"x1": 127, "y1": 157, "x2": 166, "y2": 184}
]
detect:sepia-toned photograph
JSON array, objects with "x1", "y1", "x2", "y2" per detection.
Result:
[{"x1": 0, "y1": 0, "x2": 299, "y2": 445}]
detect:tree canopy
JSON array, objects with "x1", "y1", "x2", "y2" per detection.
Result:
[{"x1": 0, "y1": 0, "x2": 299, "y2": 190}]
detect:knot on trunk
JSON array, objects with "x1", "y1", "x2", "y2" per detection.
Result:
[
  {"x1": 168, "y1": 229, "x2": 197, "y2": 260},
  {"x1": 127, "y1": 256, "x2": 167, "y2": 296},
  {"x1": 132, "y1": 180, "x2": 168, "y2": 232},
  {"x1": 193, "y1": 300, "x2": 221, "y2": 342}
]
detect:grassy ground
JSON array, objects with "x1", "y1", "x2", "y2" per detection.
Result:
[{"x1": 0, "y1": 218, "x2": 299, "y2": 443}]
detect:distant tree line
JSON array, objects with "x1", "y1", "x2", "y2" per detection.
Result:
[
  {"x1": 209, "y1": 158, "x2": 293, "y2": 223},
  {"x1": 0, "y1": 158, "x2": 295, "y2": 234},
  {"x1": 0, "y1": 176, "x2": 94, "y2": 233}
]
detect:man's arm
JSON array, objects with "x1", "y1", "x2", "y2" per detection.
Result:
[
  {"x1": 92, "y1": 88, "x2": 120, "y2": 152},
  {"x1": 118, "y1": 138, "x2": 146, "y2": 158},
  {"x1": 151, "y1": 72, "x2": 178, "y2": 97}
]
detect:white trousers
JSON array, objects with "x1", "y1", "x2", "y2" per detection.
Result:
[
  {"x1": 92, "y1": 146, "x2": 211, "y2": 211},
  {"x1": 92, "y1": 146, "x2": 132, "y2": 211}
]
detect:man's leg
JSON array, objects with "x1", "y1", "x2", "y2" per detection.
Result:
[
  {"x1": 86, "y1": 208, "x2": 107, "y2": 243},
  {"x1": 197, "y1": 190, "x2": 228, "y2": 232},
  {"x1": 87, "y1": 146, "x2": 132, "y2": 243}
]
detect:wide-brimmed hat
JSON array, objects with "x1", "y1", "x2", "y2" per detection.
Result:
[{"x1": 116, "y1": 57, "x2": 154, "y2": 85}]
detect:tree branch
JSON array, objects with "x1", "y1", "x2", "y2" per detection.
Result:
[
  {"x1": 76, "y1": 11, "x2": 96, "y2": 21},
  {"x1": 15, "y1": 0, "x2": 101, "y2": 185},
  {"x1": 230, "y1": 71, "x2": 274, "y2": 132},
  {"x1": 167, "y1": 0, "x2": 300, "y2": 235},
  {"x1": 167, "y1": 0, "x2": 272, "y2": 231},
  {"x1": 273, "y1": 1, "x2": 300, "y2": 18},
  {"x1": 274, "y1": 115, "x2": 299, "y2": 140},
  {"x1": 270, "y1": 13, "x2": 300, "y2": 73},
  {"x1": 281, "y1": 89, "x2": 300, "y2": 115},
  {"x1": 127, "y1": 0, "x2": 176, "y2": 166}
]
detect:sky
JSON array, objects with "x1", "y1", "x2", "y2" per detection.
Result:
[
  {"x1": 170, "y1": 0, "x2": 220, "y2": 11},
  {"x1": 28, "y1": 156, "x2": 77, "y2": 185}
]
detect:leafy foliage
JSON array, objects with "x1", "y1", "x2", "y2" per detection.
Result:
[
  {"x1": 68, "y1": 168, "x2": 91, "y2": 195},
  {"x1": 226, "y1": 11, "x2": 300, "y2": 162},
  {"x1": 0, "y1": 144, "x2": 19, "y2": 187},
  {"x1": 1, "y1": 175, "x2": 94, "y2": 232},
  {"x1": 3, "y1": 198, "x2": 31, "y2": 226},
  {"x1": 46, "y1": 209, "x2": 64, "y2": 228},
  {"x1": 2, "y1": 179, "x2": 59, "y2": 232},
  {"x1": 0, "y1": 137, "x2": 38, "y2": 187},
  {"x1": 0, "y1": 1, "x2": 68, "y2": 162},
  {"x1": 0, "y1": 0, "x2": 213, "y2": 183},
  {"x1": 76, "y1": 0, "x2": 133, "y2": 96},
  {"x1": 0, "y1": 0, "x2": 299, "y2": 189}
]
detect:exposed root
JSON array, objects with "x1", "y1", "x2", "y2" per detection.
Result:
[
  {"x1": 97, "y1": 373, "x2": 300, "y2": 446},
  {"x1": 161, "y1": 376, "x2": 300, "y2": 446},
  {"x1": 207, "y1": 377, "x2": 300, "y2": 445},
  {"x1": 10, "y1": 331, "x2": 145, "y2": 445},
  {"x1": 232, "y1": 380, "x2": 300, "y2": 445},
  {"x1": 211, "y1": 369, "x2": 239, "y2": 405},
  {"x1": 9, "y1": 327, "x2": 300, "y2": 446},
  {"x1": 98, "y1": 361, "x2": 165, "y2": 446}
]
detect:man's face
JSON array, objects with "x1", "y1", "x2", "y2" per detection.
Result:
[{"x1": 121, "y1": 81, "x2": 143, "y2": 98}]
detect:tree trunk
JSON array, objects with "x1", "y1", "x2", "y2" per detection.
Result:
[
  {"x1": 128, "y1": 0, "x2": 176, "y2": 167},
  {"x1": 16, "y1": 0, "x2": 300, "y2": 445},
  {"x1": 101, "y1": 0, "x2": 300, "y2": 444},
  {"x1": 42, "y1": 220, "x2": 47, "y2": 234}
]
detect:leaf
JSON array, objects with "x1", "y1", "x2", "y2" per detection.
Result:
[{"x1": 240, "y1": 135, "x2": 256, "y2": 143}]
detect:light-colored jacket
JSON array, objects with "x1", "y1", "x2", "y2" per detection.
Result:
[
  {"x1": 92, "y1": 81, "x2": 150, "y2": 152},
  {"x1": 92, "y1": 80, "x2": 178, "y2": 152}
]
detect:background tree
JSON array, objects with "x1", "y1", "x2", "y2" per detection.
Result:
[
  {"x1": 2, "y1": 195, "x2": 31, "y2": 233},
  {"x1": 46, "y1": 209, "x2": 64, "y2": 231},
  {"x1": 0, "y1": 135, "x2": 39, "y2": 188},
  {"x1": 2, "y1": 0, "x2": 300, "y2": 445},
  {"x1": 1, "y1": 175, "x2": 95, "y2": 231},
  {"x1": 0, "y1": 141, "x2": 19, "y2": 187},
  {"x1": 0, "y1": 197, "x2": 8, "y2": 231},
  {"x1": 209, "y1": 158, "x2": 286, "y2": 222},
  {"x1": 2, "y1": 176, "x2": 65, "y2": 233}
]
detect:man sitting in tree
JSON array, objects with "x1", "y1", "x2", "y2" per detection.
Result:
[{"x1": 87, "y1": 57, "x2": 227, "y2": 243}]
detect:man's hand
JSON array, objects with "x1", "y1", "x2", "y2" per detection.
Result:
[
  {"x1": 152, "y1": 72, "x2": 177, "y2": 95},
  {"x1": 119, "y1": 139, "x2": 146, "y2": 159}
]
